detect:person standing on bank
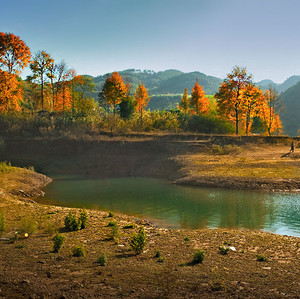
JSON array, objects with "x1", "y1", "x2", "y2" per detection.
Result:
[{"x1": 290, "y1": 141, "x2": 294, "y2": 153}]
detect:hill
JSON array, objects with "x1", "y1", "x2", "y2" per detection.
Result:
[
  {"x1": 257, "y1": 75, "x2": 300, "y2": 93},
  {"x1": 279, "y1": 81, "x2": 300, "y2": 136},
  {"x1": 85, "y1": 69, "x2": 222, "y2": 100}
]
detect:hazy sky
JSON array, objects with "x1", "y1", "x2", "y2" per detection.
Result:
[{"x1": 1, "y1": 0, "x2": 300, "y2": 82}]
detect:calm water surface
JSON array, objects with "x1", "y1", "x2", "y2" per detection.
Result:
[{"x1": 39, "y1": 177, "x2": 300, "y2": 237}]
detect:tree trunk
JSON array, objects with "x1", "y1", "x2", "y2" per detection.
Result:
[{"x1": 235, "y1": 108, "x2": 239, "y2": 135}]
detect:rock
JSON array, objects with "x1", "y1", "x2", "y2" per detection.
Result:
[{"x1": 21, "y1": 279, "x2": 30, "y2": 285}]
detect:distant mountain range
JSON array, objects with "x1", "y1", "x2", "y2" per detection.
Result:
[{"x1": 85, "y1": 69, "x2": 300, "y2": 136}]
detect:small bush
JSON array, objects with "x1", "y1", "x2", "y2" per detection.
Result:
[
  {"x1": 64, "y1": 212, "x2": 85, "y2": 231},
  {"x1": 157, "y1": 256, "x2": 165, "y2": 263},
  {"x1": 184, "y1": 236, "x2": 190, "y2": 241},
  {"x1": 219, "y1": 245, "x2": 230, "y2": 255},
  {"x1": 19, "y1": 216, "x2": 38, "y2": 236},
  {"x1": 97, "y1": 252, "x2": 107, "y2": 266},
  {"x1": 110, "y1": 223, "x2": 119, "y2": 244},
  {"x1": 257, "y1": 254, "x2": 268, "y2": 262},
  {"x1": 80, "y1": 210, "x2": 88, "y2": 229},
  {"x1": 53, "y1": 234, "x2": 66, "y2": 253},
  {"x1": 107, "y1": 221, "x2": 117, "y2": 227},
  {"x1": 108, "y1": 211, "x2": 114, "y2": 217},
  {"x1": 72, "y1": 245, "x2": 85, "y2": 257},
  {"x1": 0, "y1": 211, "x2": 5, "y2": 234},
  {"x1": 123, "y1": 224, "x2": 135, "y2": 229},
  {"x1": 154, "y1": 250, "x2": 162, "y2": 258},
  {"x1": 192, "y1": 249, "x2": 205, "y2": 264},
  {"x1": 130, "y1": 226, "x2": 147, "y2": 254}
]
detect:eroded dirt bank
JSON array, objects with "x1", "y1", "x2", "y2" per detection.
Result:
[{"x1": 1, "y1": 135, "x2": 300, "y2": 191}]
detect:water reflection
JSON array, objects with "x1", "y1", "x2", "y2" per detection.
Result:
[{"x1": 39, "y1": 177, "x2": 300, "y2": 237}]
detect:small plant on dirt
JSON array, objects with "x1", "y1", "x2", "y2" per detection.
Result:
[
  {"x1": 19, "y1": 215, "x2": 38, "y2": 236},
  {"x1": 107, "y1": 221, "x2": 117, "y2": 227},
  {"x1": 210, "y1": 266, "x2": 229, "y2": 291},
  {"x1": 0, "y1": 210, "x2": 5, "y2": 234},
  {"x1": 130, "y1": 226, "x2": 147, "y2": 254},
  {"x1": 97, "y1": 252, "x2": 107, "y2": 266},
  {"x1": 110, "y1": 223, "x2": 120, "y2": 244},
  {"x1": 79, "y1": 210, "x2": 88, "y2": 229},
  {"x1": 123, "y1": 223, "x2": 135, "y2": 229},
  {"x1": 53, "y1": 234, "x2": 66, "y2": 253},
  {"x1": 219, "y1": 245, "x2": 230, "y2": 255},
  {"x1": 72, "y1": 245, "x2": 85, "y2": 257},
  {"x1": 154, "y1": 250, "x2": 162, "y2": 258},
  {"x1": 64, "y1": 212, "x2": 81, "y2": 231},
  {"x1": 192, "y1": 249, "x2": 205, "y2": 264},
  {"x1": 108, "y1": 211, "x2": 114, "y2": 217},
  {"x1": 15, "y1": 243, "x2": 25, "y2": 249},
  {"x1": 257, "y1": 254, "x2": 268, "y2": 262},
  {"x1": 158, "y1": 256, "x2": 165, "y2": 263},
  {"x1": 184, "y1": 236, "x2": 190, "y2": 241},
  {"x1": 27, "y1": 165, "x2": 35, "y2": 171},
  {"x1": 0, "y1": 161, "x2": 14, "y2": 173}
]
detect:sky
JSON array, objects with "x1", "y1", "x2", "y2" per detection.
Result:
[{"x1": 1, "y1": 0, "x2": 300, "y2": 83}]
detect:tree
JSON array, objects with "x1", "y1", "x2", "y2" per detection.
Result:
[
  {"x1": 190, "y1": 80, "x2": 209, "y2": 115},
  {"x1": 119, "y1": 96, "x2": 136, "y2": 119},
  {"x1": 134, "y1": 83, "x2": 150, "y2": 127},
  {"x1": 29, "y1": 50, "x2": 54, "y2": 110},
  {"x1": 101, "y1": 72, "x2": 128, "y2": 116},
  {"x1": 261, "y1": 87, "x2": 282, "y2": 135},
  {"x1": 242, "y1": 84, "x2": 264, "y2": 135},
  {"x1": 178, "y1": 88, "x2": 190, "y2": 114},
  {"x1": 215, "y1": 66, "x2": 252, "y2": 135},
  {"x1": 0, "y1": 32, "x2": 31, "y2": 74},
  {"x1": 0, "y1": 70, "x2": 22, "y2": 113}
]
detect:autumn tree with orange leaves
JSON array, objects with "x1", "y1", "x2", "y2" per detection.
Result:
[
  {"x1": 215, "y1": 66, "x2": 252, "y2": 135},
  {"x1": 178, "y1": 88, "x2": 190, "y2": 114},
  {"x1": 101, "y1": 72, "x2": 128, "y2": 116},
  {"x1": 190, "y1": 80, "x2": 209, "y2": 115},
  {"x1": 0, "y1": 32, "x2": 31, "y2": 113},
  {"x1": 261, "y1": 87, "x2": 282, "y2": 135},
  {"x1": 242, "y1": 84, "x2": 264, "y2": 135},
  {"x1": 0, "y1": 32, "x2": 31, "y2": 74},
  {"x1": 134, "y1": 83, "x2": 150, "y2": 127}
]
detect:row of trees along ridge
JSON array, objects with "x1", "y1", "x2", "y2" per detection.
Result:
[{"x1": 0, "y1": 32, "x2": 282, "y2": 135}]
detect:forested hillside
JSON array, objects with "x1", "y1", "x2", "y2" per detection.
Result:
[
  {"x1": 257, "y1": 75, "x2": 300, "y2": 93},
  {"x1": 86, "y1": 69, "x2": 222, "y2": 99},
  {"x1": 279, "y1": 81, "x2": 300, "y2": 136}
]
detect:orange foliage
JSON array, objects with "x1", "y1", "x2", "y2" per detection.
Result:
[
  {"x1": 0, "y1": 32, "x2": 31, "y2": 74},
  {"x1": 54, "y1": 86, "x2": 72, "y2": 112},
  {"x1": 190, "y1": 81, "x2": 209, "y2": 114},
  {"x1": 134, "y1": 83, "x2": 150, "y2": 114},
  {"x1": 178, "y1": 88, "x2": 190, "y2": 114},
  {"x1": 0, "y1": 70, "x2": 22, "y2": 113},
  {"x1": 102, "y1": 72, "x2": 128, "y2": 114}
]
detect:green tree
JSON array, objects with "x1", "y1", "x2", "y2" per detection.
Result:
[{"x1": 119, "y1": 96, "x2": 136, "y2": 119}]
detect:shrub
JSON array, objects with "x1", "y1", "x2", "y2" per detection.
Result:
[
  {"x1": 19, "y1": 216, "x2": 38, "y2": 236},
  {"x1": 110, "y1": 223, "x2": 119, "y2": 244},
  {"x1": 72, "y1": 245, "x2": 85, "y2": 257},
  {"x1": 53, "y1": 234, "x2": 66, "y2": 253},
  {"x1": 108, "y1": 211, "x2": 114, "y2": 217},
  {"x1": 97, "y1": 252, "x2": 107, "y2": 266},
  {"x1": 107, "y1": 221, "x2": 117, "y2": 227},
  {"x1": 123, "y1": 224, "x2": 135, "y2": 229},
  {"x1": 0, "y1": 211, "x2": 5, "y2": 234},
  {"x1": 64, "y1": 210, "x2": 89, "y2": 232},
  {"x1": 257, "y1": 254, "x2": 268, "y2": 262},
  {"x1": 130, "y1": 226, "x2": 147, "y2": 254},
  {"x1": 219, "y1": 245, "x2": 230, "y2": 255},
  {"x1": 79, "y1": 210, "x2": 88, "y2": 229},
  {"x1": 192, "y1": 249, "x2": 205, "y2": 264},
  {"x1": 154, "y1": 250, "x2": 162, "y2": 258},
  {"x1": 184, "y1": 236, "x2": 190, "y2": 241}
]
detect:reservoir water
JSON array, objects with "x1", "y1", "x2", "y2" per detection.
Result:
[{"x1": 39, "y1": 176, "x2": 300, "y2": 237}]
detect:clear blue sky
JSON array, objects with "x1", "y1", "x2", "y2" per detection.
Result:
[{"x1": 1, "y1": 0, "x2": 300, "y2": 83}]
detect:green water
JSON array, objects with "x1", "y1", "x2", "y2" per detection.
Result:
[{"x1": 39, "y1": 177, "x2": 300, "y2": 237}]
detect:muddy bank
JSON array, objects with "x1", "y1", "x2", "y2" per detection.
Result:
[{"x1": 175, "y1": 175, "x2": 300, "y2": 192}]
